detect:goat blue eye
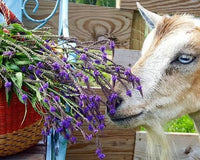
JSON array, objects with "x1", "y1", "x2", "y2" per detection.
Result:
[{"x1": 178, "y1": 55, "x2": 195, "y2": 64}]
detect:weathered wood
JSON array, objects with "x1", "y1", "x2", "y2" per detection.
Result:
[
  {"x1": 114, "y1": 49, "x2": 141, "y2": 67},
  {"x1": 119, "y1": 0, "x2": 200, "y2": 16},
  {"x1": 134, "y1": 131, "x2": 200, "y2": 160},
  {"x1": 130, "y1": 11, "x2": 145, "y2": 50},
  {"x1": 23, "y1": 2, "x2": 134, "y2": 49}
]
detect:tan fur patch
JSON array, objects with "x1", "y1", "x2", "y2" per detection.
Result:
[{"x1": 132, "y1": 15, "x2": 195, "y2": 73}]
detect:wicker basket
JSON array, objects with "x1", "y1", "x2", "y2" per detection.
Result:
[{"x1": 0, "y1": 87, "x2": 43, "y2": 157}]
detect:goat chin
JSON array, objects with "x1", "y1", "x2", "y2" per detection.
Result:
[{"x1": 144, "y1": 120, "x2": 173, "y2": 160}]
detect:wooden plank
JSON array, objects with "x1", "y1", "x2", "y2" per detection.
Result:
[
  {"x1": 119, "y1": 0, "x2": 200, "y2": 15},
  {"x1": 134, "y1": 131, "x2": 200, "y2": 160},
  {"x1": 23, "y1": 2, "x2": 134, "y2": 49},
  {"x1": 130, "y1": 11, "x2": 145, "y2": 50},
  {"x1": 114, "y1": 49, "x2": 141, "y2": 67},
  {"x1": 66, "y1": 154, "x2": 133, "y2": 160}
]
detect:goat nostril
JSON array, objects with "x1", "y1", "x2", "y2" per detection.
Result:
[{"x1": 115, "y1": 97, "x2": 123, "y2": 109}]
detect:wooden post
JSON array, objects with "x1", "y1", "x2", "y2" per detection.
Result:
[{"x1": 130, "y1": 11, "x2": 145, "y2": 50}]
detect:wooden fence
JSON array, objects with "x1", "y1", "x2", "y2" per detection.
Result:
[{"x1": 19, "y1": 0, "x2": 200, "y2": 160}]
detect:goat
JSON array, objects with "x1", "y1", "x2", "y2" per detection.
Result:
[{"x1": 108, "y1": 3, "x2": 200, "y2": 160}]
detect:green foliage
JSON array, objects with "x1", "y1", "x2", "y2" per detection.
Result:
[
  {"x1": 141, "y1": 115, "x2": 196, "y2": 133},
  {"x1": 164, "y1": 115, "x2": 196, "y2": 133}
]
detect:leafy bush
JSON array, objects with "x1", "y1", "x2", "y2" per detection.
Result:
[{"x1": 164, "y1": 115, "x2": 196, "y2": 133}]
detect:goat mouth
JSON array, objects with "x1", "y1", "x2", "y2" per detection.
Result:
[{"x1": 110, "y1": 111, "x2": 144, "y2": 122}]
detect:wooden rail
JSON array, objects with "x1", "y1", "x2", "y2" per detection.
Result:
[
  {"x1": 134, "y1": 131, "x2": 200, "y2": 160},
  {"x1": 119, "y1": 0, "x2": 200, "y2": 15}
]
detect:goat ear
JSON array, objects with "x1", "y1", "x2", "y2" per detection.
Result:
[{"x1": 136, "y1": 2, "x2": 162, "y2": 30}]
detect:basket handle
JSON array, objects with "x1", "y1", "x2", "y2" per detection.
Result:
[{"x1": 0, "y1": 0, "x2": 23, "y2": 25}]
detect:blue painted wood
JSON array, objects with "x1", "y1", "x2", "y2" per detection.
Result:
[{"x1": 22, "y1": 0, "x2": 61, "y2": 30}]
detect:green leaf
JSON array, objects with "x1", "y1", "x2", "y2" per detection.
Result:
[
  {"x1": 0, "y1": 55, "x2": 3, "y2": 65},
  {"x1": 5, "y1": 89, "x2": 12, "y2": 106},
  {"x1": 13, "y1": 86, "x2": 24, "y2": 104},
  {"x1": 15, "y1": 72, "x2": 23, "y2": 89},
  {"x1": 13, "y1": 59, "x2": 32, "y2": 65},
  {"x1": 25, "y1": 83, "x2": 43, "y2": 102},
  {"x1": 5, "y1": 61, "x2": 21, "y2": 71}
]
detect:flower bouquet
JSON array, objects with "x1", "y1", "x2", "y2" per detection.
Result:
[{"x1": 0, "y1": 1, "x2": 143, "y2": 159}]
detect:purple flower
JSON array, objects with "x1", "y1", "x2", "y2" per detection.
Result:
[
  {"x1": 50, "y1": 106, "x2": 56, "y2": 112},
  {"x1": 22, "y1": 94, "x2": 28, "y2": 101},
  {"x1": 100, "y1": 46, "x2": 106, "y2": 52},
  {"x1": 87, "y1": 115, "x2": 93, "y2": 121},
  {"x1": 83, "y1": 75, "x2": 89, "y2": 83},
  {"x1": 28, "y1": 65, "x2": 34, "y2": 71},
  {"x1": 45, "y1": 44, "x2": 52, "y2": 50},
  {"x1": 80, "y1": 94, "x2": 87, "y2": 100},
  {"x1": 109, "y1": 108, "x2": 116, "y2": 115},
  {"x1": 76, "y1": 121, "x2": 82, "y2": 127},
  {"x1": 135, "y1": 77, "x2": 140, "y2": 83},
  {"x1": 52, "y1": 62, "x2": 60, "y2": 70},
  {"x1": 136, "y1": 85, "x2": 142, "y2": 91},
  {"x1": 102, "y1": 53, "x2": 107, "y2": 61},
  {"x1": 54, "y1": 95, "x2": 60, "y2": 102},
  {"x1": 86, "y1": 134, "x2": 93, "y2": 141},
  {"x1": 70, "y1": 136, "x2": 77, "y2": 144},
  {"x1": 61, "y1": 119, "x2": 71, "y2": 128},
  {"x1": 4, "y1": 81, "x2": 12, "y2": 88},
  {"x1": 84, "y1": 107, "x2": 89, "y2": 114},
  {"x1": 44, "y1": 98, "x2": 49, "y2": 103},
  {"x1": 93, "y1": 70, "x2": 100, "y2": 76},
  {"x1": 65, "y1": 73, "x2": 70, "y2": 80},
  {"x1": 94, "y1": 59, "x2": 101, "y2": 65},
  {"x1": 37, "y1": 62, "x2": 44, "y2": 68},
  {"x1": 95, "y1": 95, "x2": 101, "y2": 102},
  {"x1": 65, "y1": 133, "x2": 70, "y2": 140},
  {"x1": 80, "y1": 54, "x2": 87, "y2": 61},
  {"x1": 98, "y1": 153, "x2": 106, "y2": 159},
  {"x1": 65, "y1": 64, "x2": 71, "y2": 69},
  {"x1": 98, "y1": 123, "x2": 105, "y2": 131},
  {"x1": 43, "y1": 82, "x2": 49, "y2": 89},
  {"x1": 111, "y1": 75, "x2": 117, "y2": 82},
  {"x1": 56, "y1": 127, "x2": 63, "y2": 133},
  {"x1": 88, "y1": 124, "x2": 93, "y2": 131},
  {"x1": 115, "y1": 66, "x2": 120, "y2": 72},
  {"x1": 29, "y1": 74, "x2": 35, "y2": 80},
  {"x1": 79, "y1": 101, "x2": 83, "y2": 107},
  {"x1": 126, "y1": 90, "x2": 132, "y2": 97},
  {"x1": 124, "y1": 68, "x2": 131, "y2": 76},
  {"x1": 74, "y1": 113, "x2": 80, "y2": 119},
  {"x1": 21, "y1": 66, "x2": 26, "y2": 73},
  {"x1": 109, "y1": 40, "x2": 115, "y2": 50},
  {"x1": 129, "y1": 75, "x2": 135, "y2": 81},
  {"x1": 96, "y1": 148, "x2": 102, "y2": 155},
  {"x1": 35, "y1": 69, "x2": 42, "y2": 76},
  {"x1": 62, "y1": 57, "x2": 68, "y2": 62},
  {"x1": 97, "y1": 114, "x2": 105, "y2": 121},
  {"x1": 3, "y1": 51, "x2": 13, "y2": 58},
  {"x1": 84, "y1": 48, "x2": 89, "y2": 51},
  {"x1": 75, "y1": 72, "x2": 83, "y2": 77},
  {"x1": 39, "y1": 87, "x2": 43, "y2": 92}
]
